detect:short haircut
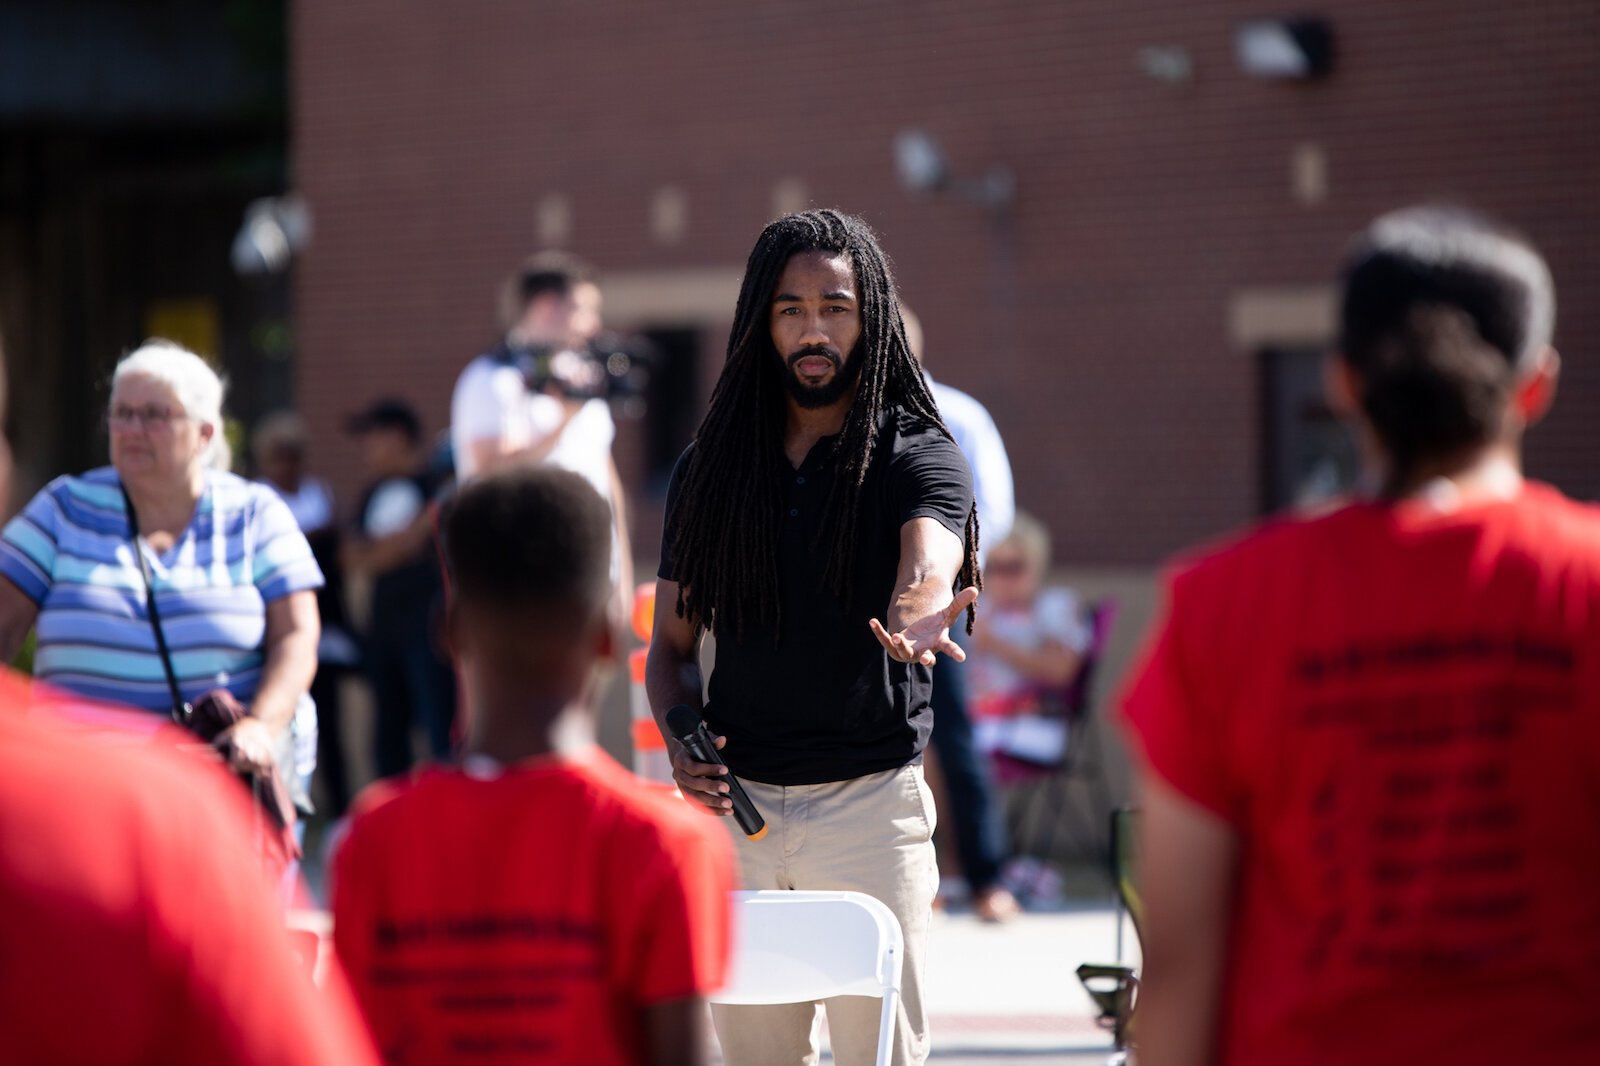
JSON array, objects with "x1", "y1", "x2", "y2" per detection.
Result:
[
  {"x1": 1339, "y1": 206, "x2": 1555, "y2": 474},
  {"x1": 442, "y1": 466, "x2": 612, "y2": 622},
  {"x1": 499, "y1": 251, "x2": 598, "y2": 329},
  {"x1": 113, "y1": 340, "x2": 231, "y2": 470},
  {"x1": 345, "y1": 398, "x2": 423, "y2": 445}
]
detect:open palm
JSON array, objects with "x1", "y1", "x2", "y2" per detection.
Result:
[{"x1": 869, "y1": 585, "x2": 980, "y2": 667}]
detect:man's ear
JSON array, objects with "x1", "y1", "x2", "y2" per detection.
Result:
[
  {"x1": 1323, "y1": 353, "x2": 1362, "y2": 417},
  {"x1": 1513, "y1": 346, "x2": 1560, "y2": 428}
]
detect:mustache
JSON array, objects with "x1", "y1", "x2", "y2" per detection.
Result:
[{"x1": 785, "y1": 345, "x2": 842, "y2": 370}]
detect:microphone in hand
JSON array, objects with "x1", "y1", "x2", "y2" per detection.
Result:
[{"x1": 665, "y1": 705, "x2": 767, "y2": 840}]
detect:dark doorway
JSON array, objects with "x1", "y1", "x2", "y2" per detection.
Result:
[
  {"x1": 636, "y1": 327, "x2": 701, "y2": 496},
  {"x1": 0, "y1": 0, "x2": 289, "y2": 502},
  {"x1": 1260, "y1": 346, "x2": 1359, "y2": 513}
]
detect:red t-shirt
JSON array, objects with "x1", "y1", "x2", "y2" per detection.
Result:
[
  {"x1": 0, "y1": 670, "x2": 378, "y2": 1065},
  {"x1": 332, "y1": 747, "x2": 733, "y2": 1065},
  {"x1": 1123, "y1": 484, "x2": 1600, "y2": 1065}
]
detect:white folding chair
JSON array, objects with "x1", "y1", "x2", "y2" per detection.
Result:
[{"x1": 712, "y1": 890, "x2": 904, "y2": 1066}]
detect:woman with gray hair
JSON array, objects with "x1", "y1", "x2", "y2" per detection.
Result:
[{"x1": 0, "y1": 340, "x2": 323, "y2": 803}]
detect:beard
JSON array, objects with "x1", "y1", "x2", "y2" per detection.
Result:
[{"x1": 782, "y1": 344, "x2": 864, "y2": 409}]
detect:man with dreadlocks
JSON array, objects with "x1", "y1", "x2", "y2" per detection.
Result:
[{"x1": 647, "y1": 210, "x2": 978, "y2": 1066}]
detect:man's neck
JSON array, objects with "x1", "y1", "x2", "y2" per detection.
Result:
[
  {"x1": 784, "y1": 392, "x2": 857, "y2": 467},
  {"x1": 1376, "y1": 441, "x2": 1525, "y2": 507},
  {"x1": 464, "y1": 691, "x2": 595, "y2": 765}
]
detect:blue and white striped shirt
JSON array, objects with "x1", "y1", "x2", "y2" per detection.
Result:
[{"x1": 0, "y1": 467, "x2": 325, "y2": 715}]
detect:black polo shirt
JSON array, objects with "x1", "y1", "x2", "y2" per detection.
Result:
[{"x1": 660, "y1": 408, "x2": 973, "y2": 785}]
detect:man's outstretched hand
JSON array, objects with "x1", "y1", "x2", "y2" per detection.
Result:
[{"x1": 869, "y1": 585, "x2": 980, "y2": 667}]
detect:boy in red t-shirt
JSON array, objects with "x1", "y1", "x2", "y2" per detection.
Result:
[
  {"x1": 1124, "y1": 207, "x2": 1600, "y2": 1065},
  {"x1": 333, "y1": 466, "x2": 733, "y2": 1066}
]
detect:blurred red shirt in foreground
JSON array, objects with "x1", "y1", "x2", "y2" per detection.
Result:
[
  {"x1": 1124, "y1": 484, "x2": 1600, "y2": 1064},
  {"x1": 0, "y1": 669, "x2": 378, "y2": 1065}
]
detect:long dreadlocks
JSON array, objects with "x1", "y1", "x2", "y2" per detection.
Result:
[{"x1": 667, "y1": 209, "x2": 981, "y2": 639}]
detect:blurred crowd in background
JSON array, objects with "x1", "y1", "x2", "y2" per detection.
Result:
[
  {"x1": 2, "y1": 0, "x2": 1594, "y2": 893},
  {"x1": 1, "y1": 3, "x2": 1597, "y2": 1063}
]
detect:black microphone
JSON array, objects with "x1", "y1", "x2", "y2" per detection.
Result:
[{"x1": 664, "y1": 705, "x2": 767, "y2": 840}]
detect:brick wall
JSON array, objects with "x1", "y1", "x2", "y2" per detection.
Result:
[{"x1": 293, "y1": 0, "x2": 1600, "y2": 566}]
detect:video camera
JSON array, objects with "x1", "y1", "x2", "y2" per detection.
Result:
[{"x1": 503, "y1": 331, "x2": 656, "y2": 414}]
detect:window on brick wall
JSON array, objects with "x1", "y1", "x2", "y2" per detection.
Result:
[{"x1": 1260, "y1": 345, "x2": 1359, "y2": 513}]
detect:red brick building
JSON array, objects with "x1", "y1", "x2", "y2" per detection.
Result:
[
  {"x1": 290, "y1": 0, "x2": 1597, "y2": 840},
  {"x1": 293, "y1": 0, "x2": 1598, "y2": 573}
]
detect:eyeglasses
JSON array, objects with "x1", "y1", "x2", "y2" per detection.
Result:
[{"x1": 108, "y1": 405, "x2": 190, "y2": 430}]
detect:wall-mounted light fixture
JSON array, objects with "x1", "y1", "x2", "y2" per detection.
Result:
[
  {"x1": 893, "y1": 129, "x2": 1015, "y2": 211},
  {"x1": 1235, "y1": 17, "x2": 1334, "y2": 80},
  {"x1": 231, "y1": 195, "x2": 312, "y2": 275},
  {"x1": 1138, "y1": 45, "x2": 1194, "y2": 85}
]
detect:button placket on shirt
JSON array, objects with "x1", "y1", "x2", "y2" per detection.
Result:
[{"x1": 787, "y1": 467, "x2": 815, "y2": 520}]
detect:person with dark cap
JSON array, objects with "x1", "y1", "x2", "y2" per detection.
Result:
[{"x1": 344, "y1": 398, "x2": 456, "y2": 778}]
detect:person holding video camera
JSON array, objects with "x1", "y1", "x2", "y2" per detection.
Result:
[{"x1": 450, "y1": 252, "x2": 633, "y2": 597}]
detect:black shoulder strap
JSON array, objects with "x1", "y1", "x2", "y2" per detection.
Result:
[{"x1": 122, "y1": 486, "x2": 192, "y2": 727}]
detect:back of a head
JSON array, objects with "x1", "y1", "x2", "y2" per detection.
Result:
[
  {"x1": 1339, "y1": 206, "x2": 1555, "y2": 478},
  {"x1": 443, "y1": 466, "x2": 613, "y2": 630}
]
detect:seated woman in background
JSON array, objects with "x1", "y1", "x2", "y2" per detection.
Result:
[
  {"x1": 0, "y1": 340, "x2": 323, "y2": 816},
  {"x1": 968, "y1": 512, "x2": 1090, "y2": 768}
]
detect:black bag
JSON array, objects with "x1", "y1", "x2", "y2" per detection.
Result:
[{"x1": 123, "y1": 486, "x2": 301, "y2": 860}]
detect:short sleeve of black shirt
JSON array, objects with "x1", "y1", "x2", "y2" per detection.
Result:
[{"x1": 888, "y1": 414, "x2": 973, "y2": 545}]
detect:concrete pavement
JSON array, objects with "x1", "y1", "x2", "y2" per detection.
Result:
[{"x1": 810, "y1": 902, "x2": 1142, "y2": 1065}]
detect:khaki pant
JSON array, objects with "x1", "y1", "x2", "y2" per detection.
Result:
[{"x1": 713, "y1": 762, "x2": 938, "y2": 1066}]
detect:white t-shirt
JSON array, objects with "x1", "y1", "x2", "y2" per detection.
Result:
[
  {"x1": 967, "y1": 587, "x2": 1091, "y2": 711},
  {"x1": 362, "y1": 478, "x2": 426, "y2": 538},
  {"x1": 449, "y1": 354, "x2": 615, "y2": 501},
  {"x1": 928, "y1": 376, "x2": 1015, "y2": 562}
]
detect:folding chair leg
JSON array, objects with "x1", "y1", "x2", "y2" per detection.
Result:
[
  {"x1": 1034, "y1": 773, "x2": 1070, "y2": 860},
  {"x1": 1013, "y1": 776, "x2": 1047, "y2": 859},
  {"x1": 875, "y1": 988, "x2": 899, "y2": 1066},
  {"x1": 1078, "y1": 721, "x2": 1117, "y2": 857},
  {"x1": 1043, "y1": 721, "x2": 1116, "y2": 863}
]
